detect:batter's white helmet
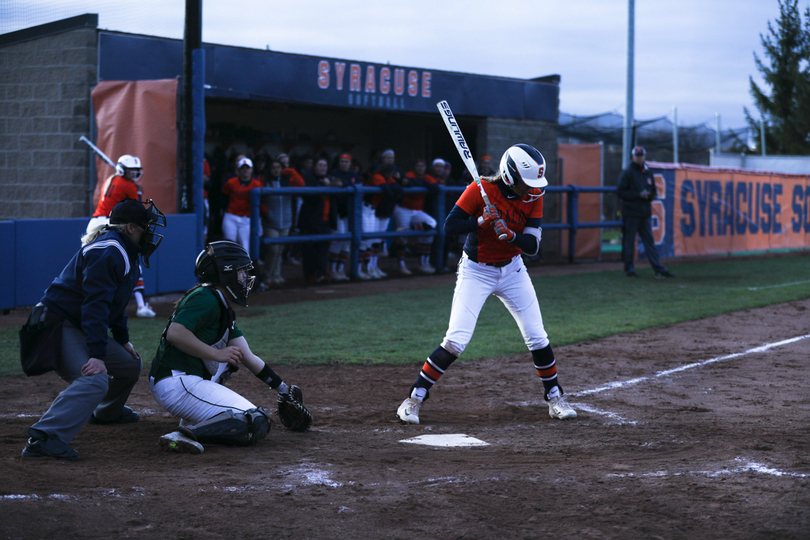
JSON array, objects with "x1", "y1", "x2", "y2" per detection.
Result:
[
  {"x1": 116, "y1": 155, "x2": 143, "y2": 180},
  {"x1": 499, "y1": 144, "x2": 548, "y2": 202}
]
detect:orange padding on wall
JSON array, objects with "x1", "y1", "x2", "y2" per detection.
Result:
[{"x1": 91, "y1": 79, "x2": 178, "y2": 214}]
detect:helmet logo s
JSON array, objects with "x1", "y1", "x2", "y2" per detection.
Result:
[{"x1": 538, "y1": 165, "x2": 545, "y2": 178}]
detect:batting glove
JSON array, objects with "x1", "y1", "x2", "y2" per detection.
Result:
[
  {"x1": 477, "y1": 205, "x2": 500, "y2": 228},
  {"x1": 493, "y1": 219, "x2": 516, "y2": 242}
]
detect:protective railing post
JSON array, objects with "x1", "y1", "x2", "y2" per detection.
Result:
[
  {"x1": 567, "y1": 186, "x2": 579, "y2": 264},
  {"x1": 434, "y1": 185, "x2": 447, "y2": 271},
  {"x1": 250, "y1": 188, "x2": 262, "y2": 261},
  {"x1": 349, "y1": 184, "x2": 362, "y2": 277}
]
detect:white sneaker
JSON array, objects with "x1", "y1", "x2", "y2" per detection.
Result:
[
  {"x1": 417, "y1": 264, "x2": 436, "y2": 274},
  {"x1": 397, "y1": 397, "x2": 422, "y2": 424},
  {"x1": 159, "y1": 431, "x2": 204, "y2": 454},
  {"x1": 334, "y1": 269, "x2": 350, "y2": 281},
  {"x1": 136, "y1": 303, "x2": 156, "y2": 318},
  {"x1": 356, "y1": 268, "x2": 372, "y2": 280},
  {"x1": 368, "y1": 267, "x2": 382, "y2": 279},
  {"x1": 399, "y1": 261, "x2": 412, "y2": 275},
  {"x1": 547, "y1": 387, "x2": 577, "y2": 420},
  {"x1": 375, "y1": 267, "x2": 387, "y2": 278}
]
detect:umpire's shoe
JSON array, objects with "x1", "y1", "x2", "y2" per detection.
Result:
[
  {"x1": 88, "y1": 406, "x2": 140, "y2": 425},
  {"x1": 22, "y1": 429, "x2": 79, "y2": 461}
]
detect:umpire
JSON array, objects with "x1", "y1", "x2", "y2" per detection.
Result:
[
  {"x1": 21, "y1": 198, "x2": 166, "y2": 460},
  {"x1": 617, "y1": 146, "x2": 673, "y2": 279}
]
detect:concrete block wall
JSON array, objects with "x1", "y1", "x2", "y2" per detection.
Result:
[
  {"x1": 481, "y1": 117, "x2": 561, "y2": 258},
  {"x1": 0, "y1": 27, "x2": 97, "y2": 220}
]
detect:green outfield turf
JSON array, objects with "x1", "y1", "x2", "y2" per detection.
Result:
[{"x1": 2, "y1": 255, "x2": 809, "y2": 377}]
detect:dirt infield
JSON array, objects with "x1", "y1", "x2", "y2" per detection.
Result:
[{"x1": 1, "y1": 262, "x2": 809, "y2": 539}]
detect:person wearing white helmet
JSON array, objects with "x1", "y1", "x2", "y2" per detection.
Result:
[
  {"x1": 85, "y1": 154, "x2": 156, "y2": 318},
  {"x1": 396, "y1": 143, "x2": 577, "y2": 425}
]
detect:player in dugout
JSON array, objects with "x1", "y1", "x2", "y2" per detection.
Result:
[{"x1": 396, "y1": 144, "x2": 577, "y2": 425}]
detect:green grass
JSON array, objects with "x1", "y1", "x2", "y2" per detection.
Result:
[{"x1": 3, "y1": 256, "x2": 810, "y2": 377}]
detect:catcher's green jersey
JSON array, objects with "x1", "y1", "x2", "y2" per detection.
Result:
[{"x1": 149, "y1": 286, "x2": 243, "y2": 382}]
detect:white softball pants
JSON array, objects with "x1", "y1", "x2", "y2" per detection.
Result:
[
  {"x1": 441, "y1": 253, "x2": 549, "y2": 357},
  {"x1": 222, "y1": 212, "x2": 252, "y2": 254},
  {"x1": 361, "y1": 204, "x2": 389, "y2": 250},
  {"x1": 149, "y1": 372, "x2": 257, "y2": 425}
]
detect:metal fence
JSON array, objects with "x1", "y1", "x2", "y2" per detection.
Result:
[{"x1": 249, "y1": 184, "x2": 621, "y2": 275}]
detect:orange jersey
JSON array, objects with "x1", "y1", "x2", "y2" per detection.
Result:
[
  {"x1": 222, "y1": 176, "x2": 263, "y2": 217},
  {"x1": 401, "y1": 172, "x2": 439, "y2": 210},
  {"x1": 455, "y1": 181, "x2": 543, "y2": 263},
  {"x1": 366, "y1": 173, "x2": 396, "y2": 207},
  {"x1": 93, "y1": 175, "x2": 139, "y2": 218}
]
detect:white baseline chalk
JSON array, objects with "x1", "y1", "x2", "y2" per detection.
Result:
[{"x1": 574, "y1": 333, "x2": 810, "y2": 397}]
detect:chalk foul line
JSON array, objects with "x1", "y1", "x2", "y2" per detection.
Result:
[{"x1": 573, "y1": 333, "x2": 810, "y2": 397}]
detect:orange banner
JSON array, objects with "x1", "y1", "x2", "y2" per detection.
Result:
[
  {"x1": 672, "y1": 166, "x2": 810, "y2": 255},
  {"x1": 91, "y1": 79, "x2": 178, "y2": 214}
]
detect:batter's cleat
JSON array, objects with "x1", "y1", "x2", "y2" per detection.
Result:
[
  {"x1": 137, "y1": 303, "x2": 156, "y2": 318},
  {"x1": 546, "y1": 387, "x2": 577, "y2": 420},
  {"x1": 159, "y1": 431, "x2": 204, "y2": 455},
  {"x1": 397, "y1": 397, "x2": 422, "y2": 424},
  {"x1": 22, "y1": 432, "x2": 79, "y2": 461}
]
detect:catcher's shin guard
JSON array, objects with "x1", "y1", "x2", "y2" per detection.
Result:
[{"x1": 181, "y1": 407, "x2": 271, "y2": 446}]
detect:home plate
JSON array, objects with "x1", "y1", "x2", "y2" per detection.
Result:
[{"x1": 400, "y1": 434, "x2": 489, "y2": 447}]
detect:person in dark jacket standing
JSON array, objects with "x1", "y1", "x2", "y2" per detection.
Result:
[
  {"x1": 617, "y1": 146, "x2": 674, "y2": 279},
  {"x1": 21, "y1": 198, "x2": 166, "y2": 460}
]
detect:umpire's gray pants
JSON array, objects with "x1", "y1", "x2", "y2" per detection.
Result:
[{"x1": 30, "y1": 320, "x2": 142, "y2": 445}]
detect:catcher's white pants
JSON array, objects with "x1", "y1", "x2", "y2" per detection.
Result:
[
  {"x1": 149, "y1": 372, "x2": 257, "y2": 425},
  {"x1": 441, "y1": 253, "x2": 549, "y2": 357}
]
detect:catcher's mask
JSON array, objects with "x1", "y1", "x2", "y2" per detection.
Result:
[
  {"x1": 194, "y1": 240, "x2": 255, "y2": 307},
  {"x1": 109, "y1": 198, "x2": 166, "y2": 268}
]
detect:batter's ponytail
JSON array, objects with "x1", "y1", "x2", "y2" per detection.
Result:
[{"x1": 480, "y1": 174, "x2": 503, "y2": 184}]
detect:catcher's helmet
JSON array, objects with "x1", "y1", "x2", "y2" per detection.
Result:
[
  {"x1": 116, "y1": 155, "x2": 143, "y2": 181},
  {"x1": 499, "y1": 144, "x2": 548, "y2": 203},
  {"x1": 195, "y1": 241, "x2": 255, "y2": 307}
]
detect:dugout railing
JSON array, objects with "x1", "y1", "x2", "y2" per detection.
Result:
[{"x1": 249, "y1": 184, "x2": 621, "y2": 276}]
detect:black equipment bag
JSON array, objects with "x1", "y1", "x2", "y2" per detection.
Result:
[{"x1": 19, "y1": 303, "x2": 63, "y2": 376}]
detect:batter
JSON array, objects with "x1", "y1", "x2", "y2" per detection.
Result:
[{"x1": 397, "y1": 144, "x2": 577, "y2": 424}]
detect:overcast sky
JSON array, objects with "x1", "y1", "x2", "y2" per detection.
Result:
[{"x1": 6, "y1": 0, "x2": 807, "y2": 129}]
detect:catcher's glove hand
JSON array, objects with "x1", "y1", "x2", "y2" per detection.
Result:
[{"x1": 277, "y1": 385, "x2": 313, "y2": 431}]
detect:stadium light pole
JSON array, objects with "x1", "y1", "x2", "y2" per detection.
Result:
[
  {"x1": 622, "y1": 0, "x2": 635, "y2": 169},
  {"x1": 672, "y1": 106, "x2": 679, "y2": 163}
]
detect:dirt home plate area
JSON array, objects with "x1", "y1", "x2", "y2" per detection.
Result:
[{"x1": 1, "y1": 269, "x2": 809, "y2": 539}]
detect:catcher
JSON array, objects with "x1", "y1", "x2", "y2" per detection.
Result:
[{"x1": 148, "y1": 240, "x2": 312, "y2": 455}]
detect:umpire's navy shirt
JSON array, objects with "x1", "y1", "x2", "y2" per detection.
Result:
[{"x1": 42, "y1": 229, "x2": 141, "y2": 361}]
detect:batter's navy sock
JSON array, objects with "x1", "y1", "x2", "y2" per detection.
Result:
[
  {"x1": 411, "y1": 346, "x2": 457, "y2": 401},
  {"x1": 531, "y1": 345, "x2": 561, "y2": 399}
]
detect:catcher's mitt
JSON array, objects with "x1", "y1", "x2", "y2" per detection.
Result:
[{"x1": 277, "y1": 385, "x2": 313, "y2": 431}]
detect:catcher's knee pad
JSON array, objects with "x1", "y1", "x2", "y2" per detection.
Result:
[{"x1": 182, "y1": 407, "x2": 271, "y2": 447}]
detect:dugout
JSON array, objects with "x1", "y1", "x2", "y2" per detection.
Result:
[{"x1": 0, "y1": 14, "x2": 561, "y2": 309}]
